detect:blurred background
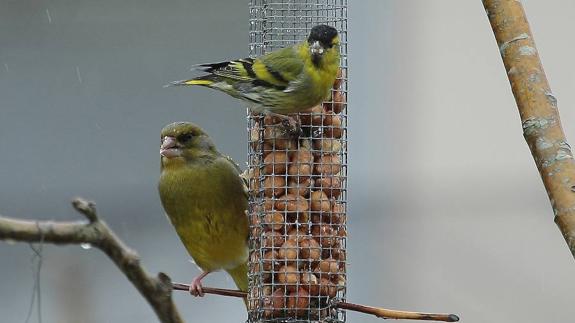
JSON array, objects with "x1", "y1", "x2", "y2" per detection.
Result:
[{"x1": 1, "y1": 0, "x2": 575, "y2": 322}]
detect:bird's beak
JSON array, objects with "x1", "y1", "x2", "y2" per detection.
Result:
[
  {"x1": 310, "y1": 41, "x2": 324, "y2": 55},
  {"x1": 160, "y1": 136, "x2": 182, "y2": 158}
]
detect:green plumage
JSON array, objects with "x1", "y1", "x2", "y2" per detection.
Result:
[
  {"x1": 157, "y1": 122, "x2": 249, "y2": 297},
  {"x1": 170, "y1": 24, "x2": 340, "y2": 115}
]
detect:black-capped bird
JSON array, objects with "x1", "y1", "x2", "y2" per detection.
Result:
[
  {"x1": 158, "y1": 122, "x2": 249, "y2": 300},
  {"x1": 169, "y1": 25, "x2": 340, "y2": 116}
]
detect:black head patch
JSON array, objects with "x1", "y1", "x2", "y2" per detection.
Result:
[{"x1": 308, "y1": 25, "x2": 338, "y2": 48}]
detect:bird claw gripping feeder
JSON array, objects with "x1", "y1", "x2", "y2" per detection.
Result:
[{"x1": 246, "y1": 1, "x2": 348, "y2": 322}]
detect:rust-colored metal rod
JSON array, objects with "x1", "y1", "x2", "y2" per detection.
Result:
[
  {"x1": 172, "y1": 283, "x2": 459, "y2": 322},
  {"x1": 173, "y1": 283, "x2": 247, "y2": 298},
  {"x1": 335, "y1": 301, "x2": 459, "y2": 322},
  {"x1": 482, "y1": 0, "x2": 575, "y2": 258}
]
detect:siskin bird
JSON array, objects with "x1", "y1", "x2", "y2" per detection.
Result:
[
  {"x1": 158, "y1": 121, "x2": 249, "y2": 300},
  {"x1": 169, "y1": 24, "x2": 340, "y2": 116}
]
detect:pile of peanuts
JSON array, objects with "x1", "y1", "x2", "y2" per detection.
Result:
[{"x1": 247, "y1": 73, "x2": 347, "y2": 320}]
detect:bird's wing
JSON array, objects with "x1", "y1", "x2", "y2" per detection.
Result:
[
  {"x1": 254, "y1": 46, "x2": 304, "y2": 88},
  {"x1": 223, "y1": 155, "x2": 250, "y2": 199},
  {"x1": 194, "y1": 46, "x2": 304, "y2": 90},
  {"x1": 222, "y1": 154, "x2": 242, "y2": 174},
  {"x1": 193, "y1": 58, "x2": 256, "y2": 81}
]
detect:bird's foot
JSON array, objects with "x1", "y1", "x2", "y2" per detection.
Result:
[
  {"x1": 188, "y1": 271, "x2": 210, "y2": 297},
  {"x1": 272, "y1": 113, "x2": 302, "y2": 138}
]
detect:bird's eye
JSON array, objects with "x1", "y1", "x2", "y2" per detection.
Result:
[{"x1": 178, "y1": 133, "x2": 193, "y2": 143}]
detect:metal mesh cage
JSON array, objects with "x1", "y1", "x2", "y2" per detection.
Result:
[{"x1": 247, "y1": 1, "x2": 348, "y2": 322}]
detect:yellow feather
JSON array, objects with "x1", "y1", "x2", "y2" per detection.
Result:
[
  {"x1": 184, "y1": 79, "x2": 213, "y2": 85},
  {"x1": 232, "y1": 61, "x2": 250, "y2": 78},
  {"x1": 252, "y1": 60, "x2": 288, "y2": 86}
]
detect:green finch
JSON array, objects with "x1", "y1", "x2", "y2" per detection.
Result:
[
  {"x1": 169, "y1": 24, "x2": 340, "y2": 116},
  {"x1": 158, "y1": 122, "x2": 249, "y2": 298}
]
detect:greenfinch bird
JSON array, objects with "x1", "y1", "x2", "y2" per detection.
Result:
[
  {"x1": 169, "y1": 24, "x2": 340, "y2": 116},
  {"x1": 158, "y1": 122, "x2": 249, "y2": 298}
]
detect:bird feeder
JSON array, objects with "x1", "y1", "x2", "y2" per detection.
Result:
[{"x1": 246, "y1": 0, "x2": 348, "y2": 322}]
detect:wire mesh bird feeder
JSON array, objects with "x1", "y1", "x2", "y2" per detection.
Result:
[{"x1": 246, "y1": 1, "x2": 348, "y2": 322}]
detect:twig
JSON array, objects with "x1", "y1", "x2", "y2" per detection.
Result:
[
  {"x1": 482, "y1": 0, "x2": 575, "y2": 259},
  {"x1": 172, "y1": 283, "x2": 459, "y2": 322},
  {"x1": 0, "y1": 198, "x2": 184, "y2": 323},
  {"x1": 25, "y1": 240, "x2": 44, "y2": 323}
]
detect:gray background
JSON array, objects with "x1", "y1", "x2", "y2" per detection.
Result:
[{"x1": 1, "y1": 0, "x2": 575, "y2": 322}]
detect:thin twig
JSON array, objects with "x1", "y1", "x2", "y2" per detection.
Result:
[
  {"x1": 0, "y1": 198, "x2": 184, "y2": 323},
  {"x1": 482, "y1": 0, "x2": 575, "y2": 258},
  {"x1": 24, "y1": 240, "x2": 44, "y2": 323},
  {"x1": 172, "y1": 283, "x2": 459, "y2": 322}
]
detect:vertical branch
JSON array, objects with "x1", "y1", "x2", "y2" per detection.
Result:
[{"x1": 482, "y1": 0, "x2": 575, "y2": 258}]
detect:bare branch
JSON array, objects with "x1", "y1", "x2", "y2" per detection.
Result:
[
  {"x1": 71, "y1": 198, "x2": 98, "y2": 222},
  {"x1": 482, "y1": 0, "x2": 575, "y2": 258},
  {"x1": 172, "y1": 283, "x2": 459, "y2": 322},
  {"x1": 0, "y1": 198, "x2": 184, "y2": 323}
]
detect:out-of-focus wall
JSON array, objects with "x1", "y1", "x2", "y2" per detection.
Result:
[
  {"x1": 1, "y1": 1, "x2": 574, "y2": 322},
  {"x1": 348, "y1": 1, "x2": 575, "y2": 322}
]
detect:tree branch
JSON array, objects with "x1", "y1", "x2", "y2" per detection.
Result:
[
  {"x1": 0, "y1": 197, "x2": 184, "y2": 323},
  {"x1": 482, "y1": 0, "x2": 575, "y2": 258}
]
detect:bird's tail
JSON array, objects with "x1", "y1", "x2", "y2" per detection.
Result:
[
  {"x1": 226, "y1": 262, "x2": 249, "y2": 308},
  {"x1": 166, "y1": 75, "x2": 217, "y2": 87}
]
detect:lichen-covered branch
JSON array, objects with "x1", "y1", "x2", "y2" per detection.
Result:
[
  {"x1": 482, "y1": 0, "x2": 575, "y2": 258},
  {"x1": 0, "y1": 198, "x2": 184, "y2": 323}
]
